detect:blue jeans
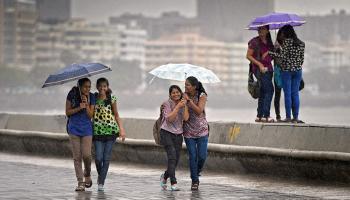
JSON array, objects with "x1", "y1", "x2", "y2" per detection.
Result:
[
  {"x1": 94, "y1": 140, "x2": 115, "y2": 185},
  {"x1": 281, "y1": 70, "x2": 302, "y2": 119},
  {"x1": 184, "y1": 135, "x2": 208, "y2": 183},
  {"x1": 256, "y1": 71, "x2": 274, "y2": 118}
]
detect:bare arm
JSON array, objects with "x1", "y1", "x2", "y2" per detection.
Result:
[
  {"x1": 112, "y1": 101, "x2": 126, "y2": 141},
  {"x1": 246, "y1": 48, "x2": 265, "y2": 72},
  {"x1": 183, "y1": 104, "x2": 189, "y2": 121},
  {"x1": 65, "y1": 100, "x2": 83, "y2": 117},
  {"x1": 188, "y1": 94, "x2": 207, "y2": 116},
  {"x1": 85, "y1": 104, "x2": 95, "y2": 119},
  {"x1": 166, "y1": 100, "x2": 187, "y2": 122}
]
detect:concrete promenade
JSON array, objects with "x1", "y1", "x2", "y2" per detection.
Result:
[
  {"x1": 1, "y1": 113, "x2": 350, "y2": 182},
  {"x1": 1, "y1": 113, "x2": 350, "y2": 199},
  {"x1": 1, "y1": 153, "x2": 350, "y2": 200}
]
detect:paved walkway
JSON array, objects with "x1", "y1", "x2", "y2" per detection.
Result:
[{"x1": 0, "y1": 153, "x2": 350, "y2": 199}]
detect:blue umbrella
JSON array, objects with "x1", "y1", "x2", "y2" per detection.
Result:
[
  {"x1": 247, "y1": 12, "x2": 306, "y2": 30},
  {"x1": 42, "y1": 63, "x2": 111, "y2": 88}
]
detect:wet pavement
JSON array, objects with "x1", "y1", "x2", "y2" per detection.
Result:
[{"x1": 0, "y1": 153, "x2": 350, "y2": 199}]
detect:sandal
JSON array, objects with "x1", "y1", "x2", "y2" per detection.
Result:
[
  {"x1": 262, "y1": 117, "x2": 274, "y2": 123},
  {"x1": 84, "y1": 176, "x2": 92, "y2": 188},
  {"x1": 265, "y1": 117, "x2": 275, "y2": 123},
  {"x1": 191, "y1": 182, "x2": 199, "y2": 191},
  {"x1": 75, "y1": 182, "x2": 85, "y2": 192},
  {"x1": 281, "y1": 118, "x2": 292, "y2": 123},
  {"x1": 255, "y1": 117, "x2": 262, "y2": 122},
  {"x1": 292, "y1": 119, "x2": 305, "y2": 124}
]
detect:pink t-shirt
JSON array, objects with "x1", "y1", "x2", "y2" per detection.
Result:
[
  {"x1": 248, "y1": 36, "x2": 274, "y2": 73},
  {"x1": 160, "y1": 99, "x2": 184, "y2": 135},
  {"x1": 183, "y1": 92, "x2": 209, "y2": 138}
]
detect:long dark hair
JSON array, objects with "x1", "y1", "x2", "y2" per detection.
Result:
[
  {"x1": 276, "y1": 29, "x2": 284, "y2": 45},
  {"x1": 69, "y1": 78, "x2": 91, "y2": 99},
  {"x1": 259, "y1": 25, "x2": 274, "y2": 49},
  {"x1": 186, "y1": 76, "x2": 207, "y2": 100},
  {"x1": 279, "y1": 25, "x2": 303, "y2": 46},
  {"x1": 96, "y1": 77, "x2": 113, "y2": 106},
  {"x1": 169, "y1": 85, "x2": 183, "y2": 99}
]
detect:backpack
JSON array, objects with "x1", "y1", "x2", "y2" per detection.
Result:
[{"x1": 152, "y1": 103, "x2": 164, "y2": 145}]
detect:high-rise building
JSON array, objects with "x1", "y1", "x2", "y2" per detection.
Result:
[
  {"x1": 197, "y1": 0, "x2": 274, "y2": 42},
  {"x1": 109, "y1": 11, "x2": 198, "y2": 40},
  {"x1": 145, "y1": 32, "x2": 234, "y2": 89},
  {"x1": 63, "y1": 19, "x2": 120, "y2": 63},
  {"x1": 36, "y1": 0, "x2": 70, "y2": 24},
  {"x1": 35, "y1": 23, "x2": 66, "y2": 68},
  {"x1": 117, "y1": 22, "x2": 147, "y2": 68},
  {"x1": 0, "y1": 0, "x2": 37, "y2": 69}
]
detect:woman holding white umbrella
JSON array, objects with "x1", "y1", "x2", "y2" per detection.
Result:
[{"x1": 182, "y1": 76, "x2": 209, "y2": 191}]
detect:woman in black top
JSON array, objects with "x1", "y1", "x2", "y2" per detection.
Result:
[{"x1": 268, "y1": 25, "x2": 305, "y2": 123}]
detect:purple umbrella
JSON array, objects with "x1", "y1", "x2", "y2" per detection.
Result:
[{"x1": 247, "y1": 12, "x2": 306, "y2": 30}]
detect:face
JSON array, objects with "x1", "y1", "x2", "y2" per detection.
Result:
[
  {"x1": 97, "y1": 82, "x2": 108, "y2": 95},
  {"x1": 185, "y1": 80, "x2": 195, "y2": 94},
  {"x1": 258, "y1": 26, "x2": 269, "y2": 37},
  {"x1": 170, "y1": 88, "x2": 182, "y2": 101},
  {"x1": 80, "y1": 81, "x2": 91, "y2": 96}
]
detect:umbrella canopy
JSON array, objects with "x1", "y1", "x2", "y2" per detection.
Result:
[
  {"x1": 247, "y1": 12, "x2": 306, "y2": 30},
  {"x1": 149, "y1": 63, "x2": 221, "y2": 84},
  {"x1": 42, "y1": 63, "x2": 111, "y2": 88}
]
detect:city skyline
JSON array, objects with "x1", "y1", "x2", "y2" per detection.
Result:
[{"x1": 72, "y1": 0, "x2": 350, "y2": 22}]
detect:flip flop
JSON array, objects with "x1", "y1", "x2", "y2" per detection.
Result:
[
  {"x1": 84, "y1": 176, "x2": 92, "y2": 188},
  {"x1": 75, "y1": 182, "x2": 85, "y2": 192}
]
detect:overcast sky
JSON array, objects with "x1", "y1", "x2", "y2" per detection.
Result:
[{"x1": 72, "y1": 0, "x2": 350, "y2": 22}]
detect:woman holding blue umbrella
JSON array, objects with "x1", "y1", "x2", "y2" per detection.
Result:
[
  {"x1": 246, "y1": 25, "x2": 275, "y2": 123},
  {"x1": 66, "y1": 78, "x2": 96, "y2": 191}
]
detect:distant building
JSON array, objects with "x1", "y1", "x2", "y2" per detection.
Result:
[
  {"x1": 145, "y1": 32, "x2": 236, "y2": 90},
  {"x1": 300, "y1": 10, "x2": 350, "y2": 44},
  {"x1": 63, "y1": 19, "x2": 120, "y2": 63},
  {"x1": 228, "y1": 43, "x2": 250, "y2": 93},
  {"x1": 35, "y1": 23, "x2": 66, "y2": 68},
  {"x1": 117, "y1": 22, "x2": 147, "y2": 68},
  {"x1": 197, "y1": 0, "x2": 274, "y2": 42},
  {"x1": 109, "y1": 11, "x2": 198, "y2": 40},
  {"x1": 36, "y1": 0, "x2": 71, "y2": 24},
  {"x1": 0, "y1": 0, "x2": 37, "y2": 69}
]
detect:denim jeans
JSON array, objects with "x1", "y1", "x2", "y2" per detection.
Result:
[
  {"x1": 281, "y1": 70, "x2": 302, "y2": 119},
  {"x1": 274, "y1": 79, "x2": 282, "y2": 118},
  {"x1": 184, "y1": 135, "x2": 208, "y2": 183},
  {"x1": 256, "y1": 71, "x2": 274, "y2": 118},
  {"x1": 94, "y1": 139, "x2": 115, "y2": 185},
  {"x1": 160, "y1": 129, "x2": 183, "y2": 184}
]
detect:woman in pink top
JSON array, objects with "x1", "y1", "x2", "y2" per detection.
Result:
[
  {"x1": 159, "y1": 85, "x2": 189, "y2": 191},
  {"x1": 246, "y1": 25, "x2": 275, "y2": 123},
  {"x1": 183, "y1": 76, "x2": 209, "y2": 191}
]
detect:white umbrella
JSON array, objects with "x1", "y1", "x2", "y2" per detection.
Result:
[{"x1": 149, "y1": 63, "x2": 221, "y2": 84}]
